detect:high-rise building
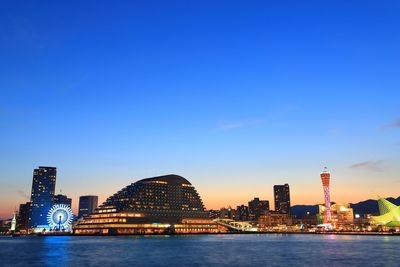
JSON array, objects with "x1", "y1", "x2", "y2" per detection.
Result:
[
  {"x1": 274, "y1": 184, "x2": 291, "y2": 214},
  {"x1": 54, "y1": 194, "x2": 72, "y2": 207},
  {"x1": 29, "y1": 166, "x2": 57, "y2": 228},
  {"x1": 248, "y1": 198, "x2": 269, "y2": 221},
  {"x1": 78, "y1": 195, "x2": 98, "y2": 219},
  {"x1": 320, "y1": 167, "x2": 332, "y2": 225},
  {"x1": 17, "y1": 202, "x2": 32, "y2": 230}
]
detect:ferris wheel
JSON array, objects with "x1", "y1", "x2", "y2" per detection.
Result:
[{"x1": 47, "y1": 204, "x2": 74, "y2": 231}]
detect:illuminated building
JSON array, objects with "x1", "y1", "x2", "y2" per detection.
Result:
[
  {"x1": 10, "y1": 213, "x2": 16, "y2": 232},
  {"x1": 78, "y1": 195, "x2": 98, "y2": 219},
  {"x1": 320, "y1": 167, "x2": 332, "y2": 225},
  {"x1": 219, "y1": 207, "x2": 237, "y2": 220},
  {"x1": 54, "y1": 194, "x2": 72, "y2": 207},
  {"x1": 332, "y1": 204, "x2": 354, "y2": 225},
  {"x1": 17, "y1": 202, "x2": 32, "y2": 230},
  {"x1": 29, "y1": 166, "x2": 57, "y2": 228},
  {"x1": 236, "y1": 205, "x2": 250, "y2": 221},
  {"x1": 274, "y1": 184, "x2": 291, "y2": 214},
  {"x1": 74, "y1": 174, "x2": 223, "y2": 234},
  {"x1": 248, "y1": 198, "x2": 269, "y2": 221},
  {"x1": 258, "y1": 211, "x2": 292, "y2": 229},
  {"x1": 319, "y1": 203, "x2": 354, "y2": 227},
  {"x1": 370, "y1": 198, "x2": 400, "y2": 227},
  {"x1": 208, "y1": 209, "x2": 221, "y2": 219}
]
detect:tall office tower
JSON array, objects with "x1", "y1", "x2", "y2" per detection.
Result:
[
  {"x1": 17, "y1": 202, "x2": 32, "y2": 230},
  {"x1": 78, "y1": 195, "x2": 98, "y2": 219},
  {"x1": 274, "y1": 184, "x2": 291, "y2": 214},
  {"x1": 320, "y1": 167, "x2": 332, "y2": 224},
  {"x1": 29, "y1": 166, "x2": 57, "y2": 228},
  {"x1": 248, "y1": 198, "x2": 269, "y2": 221},
  {"x1": 54, "y1": 194, "x2": 72, "y2": 207}
]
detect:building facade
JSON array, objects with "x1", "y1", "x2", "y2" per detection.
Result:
[
  {"x1": 78, "y1": 195, "x2": 99, "y2": 219},
  {"x1": 319, "y1": 203, "x2": 354, "y2": 227},
  {"x1": 236, "y1": 205, "x2": 250, "y2": 221},
  {"x1": 258, "y1": 211, "x2": 293, "y2": 229},
  {"x1": 208, "y1": 209, "x2": 221, "y2": 219},
  {"x1": 29, "y1": 166, "x2": 57, "y2": 228},
  {"x1": 17, "y1": 202, "x2": 32, "y2": 231},
  {"x1": 274, "y1": 184, "x2": 291, "y2": 214},
  {"x1": 248, "y1": 198, "x2": 269, "y2": 221},
  {"x1": 74, "y1": 175, "x2": 222, "y2": 234},
  {"x1": 370, "y1": 198, "x2": 400, "y2": 227},
  {"x1": 53, "y1": 194, "x2": 72, "y2": 207},
  {"x1": 219, "y1": 207, "x2": 237, "y2": 220}
]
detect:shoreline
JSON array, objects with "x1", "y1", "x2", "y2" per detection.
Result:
[{"x1": 3, "y1": 231, "x2": 399, "y2": 237}]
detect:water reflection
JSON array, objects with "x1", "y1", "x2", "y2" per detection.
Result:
[
  {"x1": 1, "y1": 234, "x2": 399, "y2": 267},
  {"x1": 43, "y1": 237, "x2": 71, "y2": 267}
]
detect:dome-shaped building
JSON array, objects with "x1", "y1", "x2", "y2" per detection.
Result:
[{"x1": 74, "y1": 174, "x2": 223, "y2": 235}]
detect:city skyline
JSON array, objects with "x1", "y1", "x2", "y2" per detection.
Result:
[
  {"x1": 1, "y1": 165, "x2": 399, "y2": 219},
  {"x1": 1, "y1": 1, "x2": 400, "y2": 219}
]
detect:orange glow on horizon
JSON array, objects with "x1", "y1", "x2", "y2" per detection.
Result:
[{"x1": 1, "y1": 173, "x2": 399, "y2": 220}]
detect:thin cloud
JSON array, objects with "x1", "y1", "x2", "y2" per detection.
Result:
[
  {"x1": 219, "y1": 122, "x2": 246, "y2": 130},
  {"x1": 349, "y1": 160, "x2": 384, "y2": 172},
  {"x1": 218, "y1": 119, "x2": 264, "y2": 130},
  {"x1": 381, "y1": 119, "x2": 400, "y2": 130},
  {"x1": 389, "y1": 119, "x2": 400, "y2": 128},
  {"x1": 17, "y1": 189, "x2": 30, "y2": 200}
]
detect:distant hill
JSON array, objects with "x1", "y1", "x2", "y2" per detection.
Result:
[
  {"x1": 291, "y1": 205, "x2": 319, "y2": 218},
  {"x1": 291, "y1": 196, "x2": 400, "y2": 218}
]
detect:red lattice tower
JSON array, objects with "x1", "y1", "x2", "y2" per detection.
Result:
[{"x1": 320, "y1": 167, "x2": 332, "y2": 224}]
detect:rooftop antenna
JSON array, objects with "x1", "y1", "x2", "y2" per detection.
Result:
[{"x1": 322, "y1": 166, "x2": 329, "y2": 173}]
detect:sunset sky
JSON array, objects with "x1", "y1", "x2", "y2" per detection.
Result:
[{"x1": 1, "y1": 1, "x2": 399, "y2": 219}]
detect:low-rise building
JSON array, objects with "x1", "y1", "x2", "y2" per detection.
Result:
[
  {"x1": 258, "y1": 211, "x2": 292, "y2": 229},
  {"x1": 319, "y1": 203, "x2": 354, "y2": 227},
  {"x1": 236, "y1": 205, "x2": 250, "y2": 221}
]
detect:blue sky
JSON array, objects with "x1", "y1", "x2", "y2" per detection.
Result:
[{"x1": 0, "y1": 1, "x2": 399, "y2": 218}]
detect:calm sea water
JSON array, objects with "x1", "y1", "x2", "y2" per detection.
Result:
[{"x1": 0, "y1": 234, "x2": 399, "y2": 267}]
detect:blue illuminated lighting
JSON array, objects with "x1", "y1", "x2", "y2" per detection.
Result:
[{"x1": 47, "y1": 204, "x2": 74, "y2": 231}]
